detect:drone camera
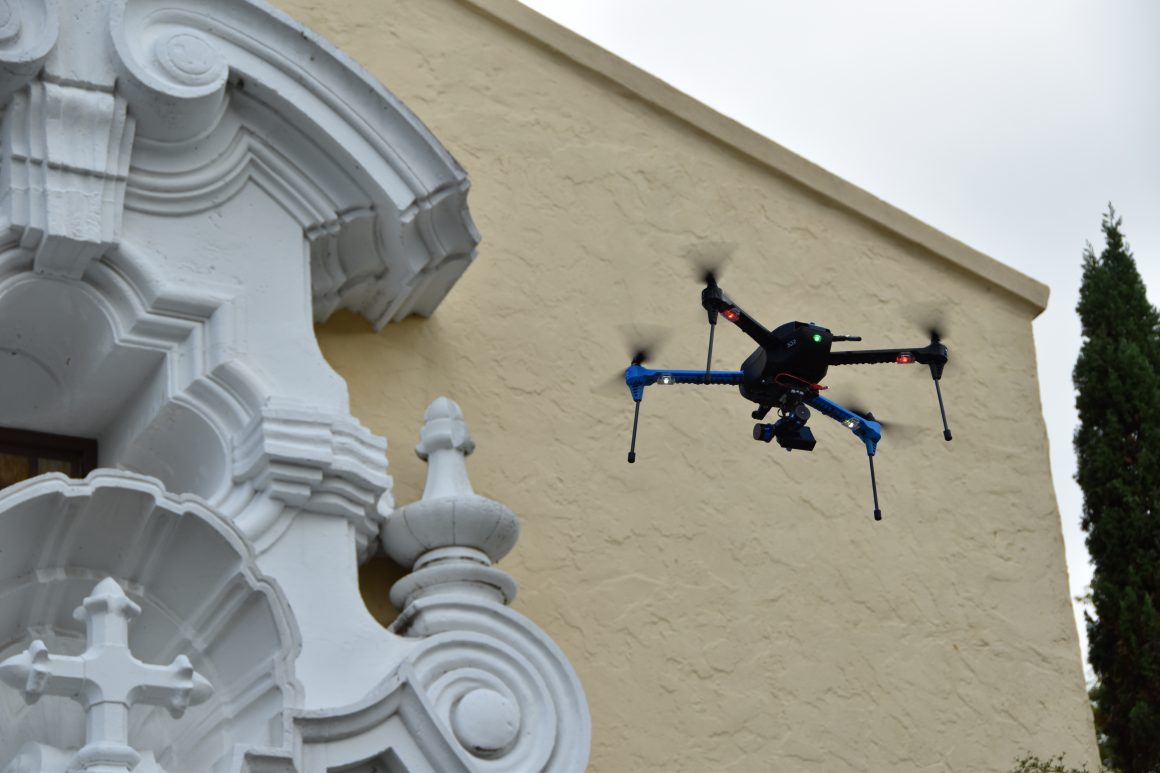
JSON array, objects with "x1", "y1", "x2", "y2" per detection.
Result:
[
  {"x1": 753, "y1": 418, "x2": 816, "y2": 452},
  {"x1": 776, "y1": 423, "x2": 816, "y2": 452}
]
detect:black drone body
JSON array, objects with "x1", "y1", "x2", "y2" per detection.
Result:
[
  {"x1": 622, "y1": 274, "x2": 952, "y2": 521},
  {"x1": 737, "y1": 320, "x2": 834, "y2": 407}
]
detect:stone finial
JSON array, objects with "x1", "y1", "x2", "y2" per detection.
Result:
[
  {"x1": 382, "y1": 398, "x2": 520, "y2": 611},
  {"x1": 0, "y1": 577, "x2": 214, "y2": 773},
  {"x1": 415, "y1": 396, "x2": 476, "y2": 500},
  {"x1": 416, "y1": 396, "x2": 476, "y2": 459}
]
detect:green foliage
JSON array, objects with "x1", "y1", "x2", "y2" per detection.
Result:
[
  {"x1": 1090, "y1": 682, "x2": 1114, "y2": 769},
  {"x1": 1074, "y1": 207, "x2": 1160, "y2": 772},
  {"x1": 1008, "y1": 753, "x2": 1099, "y2": 773}
]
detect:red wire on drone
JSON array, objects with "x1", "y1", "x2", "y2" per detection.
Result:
[{"x1": 774, "y1": 373, "x2": 827, "y2": 391}]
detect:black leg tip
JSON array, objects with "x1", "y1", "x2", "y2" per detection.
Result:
[
  {"x1": 627, "y1": 452, "x2": 636, "y2": 464},
  {"x1": 943, "y1": 430, "x2": 953, "y2": 441},
  {"x1": 873, "y1": 509, "x2": 882, "y2": 521}
]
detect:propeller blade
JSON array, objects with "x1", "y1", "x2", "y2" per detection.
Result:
[
  {"x1": 843, "y1": 401, "x2": 879, "y2": 424},
  {"x1": 596, "y1": 370, "x2": 631, "y2": 397},
  {"x1": 908, "y1": 305, "x2": 951, "y2": 343},
  {"x1": 683, "y1": 241, "x2": 735, "y2": 287},
  {"x1": 596, "y1": 323, "x2": 670, "y2": 397},
  {"x1": 617, "y1": 323, "x2": 669, "y2": 367},
  {"x1": 874, "y1": 419, "x2": 928, "y2": 442},
  {"x1": 833, "y1": 395, "x2": 925, "y2": 441}
]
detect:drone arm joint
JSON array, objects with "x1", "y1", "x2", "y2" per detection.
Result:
[
  {"x1": 805, "y1": 395, "x2": 881, "y2": 456},
  {"x1": 701, "y1": 285, "x2": 778, "y2": 350}
]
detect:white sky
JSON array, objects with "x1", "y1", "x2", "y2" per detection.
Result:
[{"x1": 518, "y1": 0, "x2": 1160, "y2": 681}]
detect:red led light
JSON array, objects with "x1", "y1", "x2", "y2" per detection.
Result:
[
  {"x1": 896, "y1": 353, "x2": 913, "y2": 364},
  {"x1": 722, "y1": 308, "x2": 740, "y2": 322}
]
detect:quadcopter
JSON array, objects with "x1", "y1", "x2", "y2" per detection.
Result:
[{"x1": 621, "y1": 272, "x2": 952, "y2": 521}]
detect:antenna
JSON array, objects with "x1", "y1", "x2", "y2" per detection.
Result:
[
  {"x1": 627, "y1": 399, "x2": 642, "y2": 463},
  {"x1": 867, "y1": 453, "x2": 882, "y2": 521}
]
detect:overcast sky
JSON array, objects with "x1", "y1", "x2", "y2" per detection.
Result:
[{"x1": 518, "y1": 0, "x2": 1160, "y2": 679}]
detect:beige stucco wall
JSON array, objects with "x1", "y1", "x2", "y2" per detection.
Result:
[{"x1": 275, "y1": 0, "x2": 1097, "y2": 769}]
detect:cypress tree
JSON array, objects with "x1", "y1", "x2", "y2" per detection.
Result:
[{"x1": 1074, "y1": 207, "x2": 1160, "y2": 772}]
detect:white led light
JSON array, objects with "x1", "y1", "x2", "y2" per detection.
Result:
[
  {"x1": 658, "y1": 373, "x2": 674, "y2": 385},
  {"x1": 842, "y1": 417, "x2": 860, "y2": 429}
]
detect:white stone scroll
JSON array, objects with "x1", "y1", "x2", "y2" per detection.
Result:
[{"x1": 382, "y1": 398, "x2": 592, "y2": 772}]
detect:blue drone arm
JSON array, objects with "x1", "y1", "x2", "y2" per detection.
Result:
[
  {"x1": 805, "y1": 395, "x2": 882, "y2": 456},
  {"x1": 622, "y1": 364, "x2": 744, "y2": 464},
  {"x1": 624, "y1": 364, "x2": 744, "y2": 401}
]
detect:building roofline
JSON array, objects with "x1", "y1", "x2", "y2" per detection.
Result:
[{"x1": 458, "y1": 0, "x2": 1050, "y2": 313}]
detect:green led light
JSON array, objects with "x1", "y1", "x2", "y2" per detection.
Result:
[{"x1": 812, "y1": 333, "x2": 823, "y2": 343}]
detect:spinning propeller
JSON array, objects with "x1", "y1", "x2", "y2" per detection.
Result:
[
  {"x1": 619, "y1": 254, "x2": 953, "y2": 521},
  {"x1": 686, "y1": 242, "x2": 733, "y2": 382}
]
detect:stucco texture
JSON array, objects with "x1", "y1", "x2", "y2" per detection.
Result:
[{"x1": 276, "y1": 0, "x2": 1098, "y2": 769}]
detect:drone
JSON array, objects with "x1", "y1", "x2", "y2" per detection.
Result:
[{"x1": 621, "y1": 271, "x2": 952, "y2": 521}]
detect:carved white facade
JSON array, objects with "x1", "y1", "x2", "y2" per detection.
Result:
[{"x1": 0, "y1": 0, "x2": 590, "y2": 770}]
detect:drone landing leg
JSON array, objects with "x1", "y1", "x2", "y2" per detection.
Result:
[
  {"x1": 703, "y1": 321, "x2": 716, "y2": 383},
  {"x1": 627, "y1": 399, "x2": 642, "y2": 463},
  {"x1": 867, "y1": 454, "x2": 882, "y2": 521},
  {"x1": 932, "y1": 378, "x2": 952, "y2": 441}
]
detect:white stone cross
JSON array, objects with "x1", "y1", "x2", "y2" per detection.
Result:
[{"x1": 0, "y1": 578, "x2": 214, "y2": 772}]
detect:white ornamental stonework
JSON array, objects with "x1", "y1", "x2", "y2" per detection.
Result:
[
  {"x1": 383, "y1": 398, "x2": 590, "y2": 771},
  {"x1": 0, "y1": 472, "x2": 300, "y2": 769},
  {"x1": 0, "y1": 1, "x2": 589, "y2": 770},
  {"x1": 383, "y1": 397, "x2": 521, "y2": 610},
  {"x1": 0, "y1": 578, "x2": 213, "y2": 773}
]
